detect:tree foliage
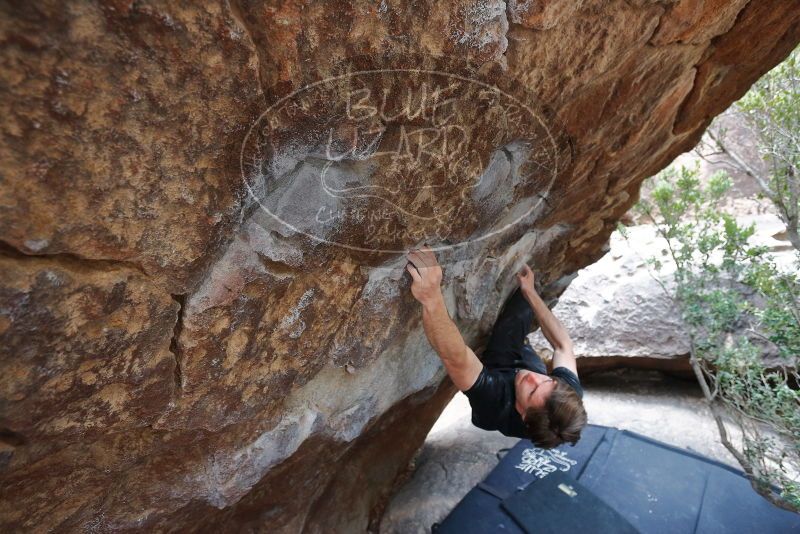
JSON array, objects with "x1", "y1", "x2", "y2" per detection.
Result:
[
  {"x1": 698, "y1": 46, "x2": 800, "y2": 250},
  {"x1": 631, "y1": 163, "x2": 800, "y2": 512}
]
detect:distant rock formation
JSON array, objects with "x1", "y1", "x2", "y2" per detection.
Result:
[
  {"x1": 1, "y1": 1, "x2": 799, "y2": 531},
  {"x1": 529, "y1": 215, "x2": 796, "y2": 374}
]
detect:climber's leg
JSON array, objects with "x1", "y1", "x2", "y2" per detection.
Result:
[{"x1": 482, "y1": 287, "x2": 534, "y2": 369}]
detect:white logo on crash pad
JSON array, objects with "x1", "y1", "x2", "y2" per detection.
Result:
[{"x1": 515, "y1": 448, "x2": 576, "y2": 478}]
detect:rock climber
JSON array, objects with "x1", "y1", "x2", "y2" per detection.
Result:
[{"x1": 406, "y1": 246, "x2": 587, "y2": 448}]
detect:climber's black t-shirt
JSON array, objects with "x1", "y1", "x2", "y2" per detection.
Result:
[{"x1": 463, "y1": 365, "x2": 583, "y2": 439}]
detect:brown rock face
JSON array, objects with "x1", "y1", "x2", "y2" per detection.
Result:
[{"x1": 1, "y1": 0, "x2": 798, "y2": 531}]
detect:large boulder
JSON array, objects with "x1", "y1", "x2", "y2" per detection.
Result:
[
  {"x1": 529, "y1": 214, "x2": 796, "y2": 374},
  {"x1": 529, "y1": 223, "x2": 692, "y2": 372},
  {"x1": 1, "y1": 1, "x2": 799, "y2": 531}
]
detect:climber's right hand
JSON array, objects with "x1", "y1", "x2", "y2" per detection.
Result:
[{"x1": 406, "y1": 246, "x2": 443, "y2": 306}]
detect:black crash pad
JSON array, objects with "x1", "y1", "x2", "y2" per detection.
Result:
[
  {"x1": 433, "y1": 425, "x2": 800, "y2": 534},
  {"x1": 501, "y1": 470, "x2": 638, "y2": 534}
]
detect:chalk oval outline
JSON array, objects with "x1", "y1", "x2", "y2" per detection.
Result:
[{"x1": 240, "y1": 67, "x2": 562, "y2": 255}]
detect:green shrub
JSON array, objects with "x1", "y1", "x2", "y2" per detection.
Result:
[{"x1": 633, "y1": 164, "x2": 800, "y2": 512}]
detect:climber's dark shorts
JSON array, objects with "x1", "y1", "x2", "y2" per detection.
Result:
[{"x1": 481, "y1": 287, "x2": 547, "y2": 374}]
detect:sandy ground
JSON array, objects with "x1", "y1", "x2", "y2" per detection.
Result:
[{"x1": 379, "y1": 369, "x2": 738, "y2": 533}]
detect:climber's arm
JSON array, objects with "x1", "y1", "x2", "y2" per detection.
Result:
[
  {"x1": 407, "y1": 247, "x2": 483, "y2": 391},
  {"x1": 419, "y1": 295, "x2": 483, "y2": 391},
  {"x1": 528, "y1": 290, "x2": 577, "y2": 375},
  {"x1": 518, "y1": 265, "x2": 578, "y2": 376}
]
